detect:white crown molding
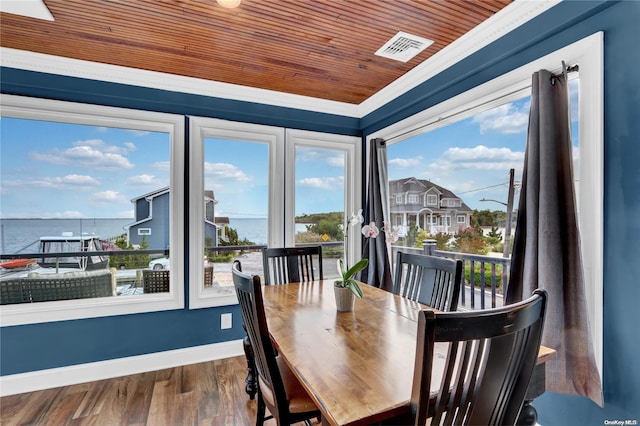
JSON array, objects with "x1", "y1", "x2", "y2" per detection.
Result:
[
  {"x1": 0, "y1": 339, "x2": 244, "y2": 396},
  {"x1": 0, "y1": 0, "x2": 559, "y2": 119},
  {"x1": 0, "y1": 47, "x2": 359, "y2": 118},
  {"x1": 0, "y1": 0, "x2": 53, "y2": 21},
  {"x1": 358, "y1": 0, "x2": 561, "y2": 116}
]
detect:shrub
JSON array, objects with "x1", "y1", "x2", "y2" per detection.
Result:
[
  {"x1": 451, "y1": 226, "x2": 488, "y2": 255},
  {"x1": 109, "y1": 235, "x2": 151, "y2": 269},
  {"x1": 464, "y1": 263, "x2": 505, "y2": 290}
]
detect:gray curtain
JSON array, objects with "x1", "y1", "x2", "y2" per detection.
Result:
[
  {"x1": 506, "y1": 69, "x2": 603, "y2": 406},
  {"x1": 360, "y1": 138, "x2": 393, "y2": 291}
]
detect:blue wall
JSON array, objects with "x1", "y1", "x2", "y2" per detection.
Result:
[
  {"x1": 2, "y1": 0, "x2": 639, "y2": 422},
  {"x1": 367, "y1": 1, "x2": 640, "y2": 422}
]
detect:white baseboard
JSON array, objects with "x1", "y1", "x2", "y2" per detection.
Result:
[{"x1": 0, "y1": 339, "x2": 244, "y2": 397}]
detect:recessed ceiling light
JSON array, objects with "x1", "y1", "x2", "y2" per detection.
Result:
[{"x1": 217, "y1": 0, "x2": 241, "y2": 8}]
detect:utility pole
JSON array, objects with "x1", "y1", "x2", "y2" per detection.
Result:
[
  {"x1": 480, "y1": 168, "x2": 515, "y2": 258},
  {"x1": 503, "y1": 168, "x2": 515, "y2": 258}
]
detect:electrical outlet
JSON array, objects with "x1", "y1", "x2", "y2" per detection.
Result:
[{"x1": 221, "y1": 313, "x2": 232, "y2": 329}]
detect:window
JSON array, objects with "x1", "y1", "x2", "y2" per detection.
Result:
[
  {"x1": 426, "y1": 195, "x2": 438, "y2": 205},
  {"x1": 395, "y1": 194, "x2": 403, "y2": 204},
  {"x1": 408, "y1": 194, "x2": 419, "y2": 204},
  {"x1": 285, "y1": 129, "x2": 361, "y2": 273},
  {"x1": 189, "y1": 117, "x2": 283, "y2": 308},
  {"x1": 457, "y1": 215, "x2": 466, "y2": 224},
  {"x1": 0, "y1": 94, "x2": 185, "y2": 326},
  {"x1": 370, "y1": 32, "x2": 603, "y2": 376}
]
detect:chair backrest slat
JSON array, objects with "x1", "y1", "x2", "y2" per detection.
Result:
[
  {"x1": 393, "y1": 251, "x2": 463, "y2": 311},
  {"x1": 262, "y1": 246, "x2": 323, "y2": 285}
]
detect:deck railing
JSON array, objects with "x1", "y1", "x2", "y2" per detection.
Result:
[{"x1": 391, "y1": 240, "x2": 511, "y2": 309}]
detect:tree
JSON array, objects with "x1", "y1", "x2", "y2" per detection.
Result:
[
  {"x1": 487, "y1": 226, "x2": 502, "y2": 241},
  {"x1": 451, "y1": 226, "x2": 488, "y2": 255},
  {"x1": 306, "y1": 218, "x2": 343, "y2": 241},
  {"x1": 472, "y1": 209, "x2": 499, "y2": 227}
]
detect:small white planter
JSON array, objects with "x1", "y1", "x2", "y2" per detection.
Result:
[{"x1": 334, "y1": 285, "x2": 355, "y2": 312}]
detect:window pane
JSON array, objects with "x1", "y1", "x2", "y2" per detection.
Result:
[
  {"x1": 294, "y1": 146, "x2": 344, "y2": 280},
  {"x1": 1, "y1": 117, "x2": 171, "y2": 300},
  {"x1": 203, "y1": 138, "x2": 268, "y2": 285}
]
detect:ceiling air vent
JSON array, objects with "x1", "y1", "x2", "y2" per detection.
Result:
[{"x1": 375, "y1": 31, "x2": 433, "y2": 63}]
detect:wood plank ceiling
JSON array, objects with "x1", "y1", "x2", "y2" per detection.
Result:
[{"x1": 0, "y1": 0, "x2": 512, "y2": 105}]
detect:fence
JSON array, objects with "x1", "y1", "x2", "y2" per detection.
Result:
[{"x1": 391, "y1": 240, "x2": 511, "y2": 309}]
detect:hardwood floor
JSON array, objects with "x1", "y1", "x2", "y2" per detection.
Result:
[{"x1": 0, "y1": 356, "x2": 315, "y2": 426}]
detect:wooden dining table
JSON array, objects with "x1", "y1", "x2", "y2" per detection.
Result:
[{"x1": 262, "y1": 280, "x2": 554, "y2": 426}]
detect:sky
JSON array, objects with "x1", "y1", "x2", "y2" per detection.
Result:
[
  {"x1": 388, "y1": 79, "x2": 579, "y2": 212},
  {"x1": 0, "y1": 81, "x2": 578, "y2": 219}
]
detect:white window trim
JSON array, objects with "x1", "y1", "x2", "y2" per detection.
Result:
[
  {"x1": 188, "y1": 117, "x2": 284, "y2": 309},
  {"x1": 408, "y1": 194, "x2": 419, "y2": 203},
  {"x1": 369, "y1": 32, "x2": 604, "y2": 377},
  {"x1": 284, "y1": 129, "x2": 361, "y2": 266},
  {"x1": 0, "y1": 94, "x2": 185, "y2": 326},
  {"x1": 457, "y1": 215, "x2": 466, "y2": 224},
  {"x1": 427, "y1": 195, "x2": 438, "y2": 206}
]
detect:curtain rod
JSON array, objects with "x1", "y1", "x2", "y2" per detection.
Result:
[
  {"x1": 384, "y1": 62, "x2": 579, "y2": 145},
  {"x1": 552, "y1": 61, "x2": 579, "y2": 82}
]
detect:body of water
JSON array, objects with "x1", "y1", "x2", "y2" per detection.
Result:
[
  {"x1": 0, "y1": 218, "x2": 131, "y2": 254},
  {"x1": 227, "y1": 218, "x2": 309, "y2": 246},
  {"x1": 1, "y1": 217, "x2": 309, "y2": 254}
]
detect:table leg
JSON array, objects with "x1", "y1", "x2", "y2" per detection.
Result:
[
  {"x1": 517, "y1": 362, "x2": 546, "y2": 425},
  {"x1": 517, "y1": 400, "x2": 538, "y2": 426}
]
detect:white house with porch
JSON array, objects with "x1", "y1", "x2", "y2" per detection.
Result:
[{"x1": 389, "y1": 177, "x2": 473, "y2": 236}]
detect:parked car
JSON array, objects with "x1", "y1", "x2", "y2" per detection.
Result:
[{"x1": 149, "y1": 258, "x2": 170, "y2": 270}]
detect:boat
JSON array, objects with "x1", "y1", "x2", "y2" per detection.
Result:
[
  {"x1": 37, "y1": 233, "x2": 110, "y2": 270},
  {"x1": 0, "y1": 258, "x2": 37, "y2": 269}
]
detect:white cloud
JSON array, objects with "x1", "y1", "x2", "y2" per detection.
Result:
[
  {"x1": 30, "y1": 142, "x2": 134, "y2": 170},
  {"x1": 297, "y1": 176, "x2": 343, "y2": 190},
  {"x1": 428, "y1": 145, "x2": 524, "y2": 176},
  {"x1": 0, "y1": 174, "x2": 100, "y2": 190},
  {"x1": 204, "y1": 162, "x2": 252, "y2": 182},
  {"x1": 297, "y1": 149, "x2": 344, "y2": 168},
  {"x1": 60, "y1": 174, "x2": 100, "y2": 185},
  {"x1": 152, "y1": 161, "x2": 170, "y2": 171},
  {"x1": 127, "y1": 174, "x2": 159, "y2": 185},
  {"x1": 472, "y1": 102, "x2": 529, "y2": 134},
  {"x1": 326, "y1": 154, "x2": 345, "y2": 167},
  {"x1": 389, "y1": 156, "x2": 423, "y2": 168},
  {"x1": 116, "y1": 209, "x2": 135, "y2": 219},
  {"x1": 90, "y1": 190, "x2": 127, "y2": 204}
]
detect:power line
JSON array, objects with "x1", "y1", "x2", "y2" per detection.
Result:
[{"x1": 457, "y1": 182, "x2": 508, "y2": 195}]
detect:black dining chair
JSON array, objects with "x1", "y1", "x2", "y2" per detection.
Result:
[
  {"x1": 262, "y1": 246, "x2": 323, "y2": 285},
  {"x1": 242, "y1": 246, "x2": 324, "y2": 400},
  {"x1": 232, "y1": 260, "x2": 321, "y2": 426},
  {"x1": 393, "y1": 251, "x2": 463, "y2": 311},
  {"x1": 141, "y1": 269, "x2": 170, "y2": 293},
  {"x1": 404, "y1": 289, "x2": 548, "y2": 426}
]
